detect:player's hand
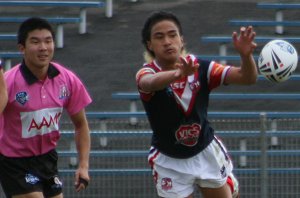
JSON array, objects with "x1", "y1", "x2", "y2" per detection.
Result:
[
  {"x1": 174, "y1": 56, "x2": 199, "y2": 78},
  {"x1": 74, "y1": 168, "x2": 90, "y2": 192},
  {"x1": 232, "y1": 26, "x2": 257, "y2": 57}
]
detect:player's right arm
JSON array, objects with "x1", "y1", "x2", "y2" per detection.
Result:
[
  {"x1": 0, "y1": 64, "x2": 8, "y2": 113},
  {"x1": 137, "y1": 69, "x2": 179, "y2": 92},
  {"x1": 137, "y1": 57, "x2": 199, "y2": 92}
]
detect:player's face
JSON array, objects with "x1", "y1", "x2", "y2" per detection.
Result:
[
  {"x1": 19, "y1": 29, "x2": 54, "y2": 71},
  {"x1": 147, "y1": 20, "x2": 183, "y2": 66}
]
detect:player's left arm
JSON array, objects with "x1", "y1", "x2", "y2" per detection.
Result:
[
  {"x1": 225, "y1": 26, "x2": 258, "y2": 85},
  {"x1": 70, "y1": 108, "x2": 91, "y2": 192}
]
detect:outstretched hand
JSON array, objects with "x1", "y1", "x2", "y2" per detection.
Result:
[
  {"x1": 232, "y1": 26, "x2": 257, "y2": 57},
  {"x1": 174, "y1": 57, "x2": 199, "y2": 79}
]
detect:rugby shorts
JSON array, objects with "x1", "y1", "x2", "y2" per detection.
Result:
[
  {"x1": 0, "y1": 149, "x2": 63, "y2": 197},
  {"x1": 148, "y1": 136, "x2": 238, "y2": 198}
]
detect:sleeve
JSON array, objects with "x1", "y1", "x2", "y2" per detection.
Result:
[
  {"x1": 207, "y1": 61, "x2": 231, "y2": 91},
  {"x1": 65, "y1": 72, "x2": 92, "y2": 115},
  {"x1": 135, "y1": 66, "x2": 156, "y2": 101}
]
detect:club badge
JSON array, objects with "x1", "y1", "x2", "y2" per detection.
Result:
[{"x1": 16, "y1": 91, "x2": 29, "y2": 106}]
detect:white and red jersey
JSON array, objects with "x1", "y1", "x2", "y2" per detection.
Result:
[
  {"x1": 0, "y1": 61, "x2": 92, "y2": 157},
  {"x1": 136, "y1": 54, "x2": 231, "y2": 158}
]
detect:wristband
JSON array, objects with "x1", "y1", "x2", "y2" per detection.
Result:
[{"x1": 76, "y1": 177, "x2": 89, "y2": 189}]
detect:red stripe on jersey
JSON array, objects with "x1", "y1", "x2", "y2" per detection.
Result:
[
  {"x1": 148, "y1": 150, "x2": 160, "y2": 169},
  {"x1": 208, "y1": 62, "x2": 228, "y2": 90},
  {"x1": 136, "y1": 67, "x2": 156, "y2": 101}
]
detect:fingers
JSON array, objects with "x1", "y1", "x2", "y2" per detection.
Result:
[
  {"x1": 232, "y1": 31, "x2": 238, "y2": 42},
  {"x1": 75, "y1": 177, "x2": 89, "y2": 192},
  {"x1": 239, "y1": 26, "x2": 256, "y2": 40}
]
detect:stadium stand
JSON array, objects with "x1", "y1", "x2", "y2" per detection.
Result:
[
  {"x1": 0, "y1": 51, "x2": 22, "y2": 70},
  {"x1": 0, "y1": 17, "x2": 81, "y2": 48},
  {"x1": 200, "y1": 36, "x2": 300, "y2": 64},
  {"x1": 228, "y1": 19, "x2": 300, "y2": 36},
  {"x1": 0, "y1": 0, "x2": 300, "y2": 197},
  {"x1": 51, "y1": 111, "x2": 300, "y2": 197},
  {"x1": 256, "y1": 2, "x2": 300, "y2": 34},
  {"x1": 0, "y1": 0, "x2": 106, "y2": 33}
]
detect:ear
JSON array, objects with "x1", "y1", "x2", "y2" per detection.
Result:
[
  {"x1": 180, "y1": 36, "x2": 184, "y2": 48},
  {"x1": 18, "y1": 44, "x2": 25, "y2": 53},
  {"x1": 147, "y1": 41, "x2": 153, "y2": 51},
  {"x1": 180, "y1": 36, "x2": 185, "y2": 52}
]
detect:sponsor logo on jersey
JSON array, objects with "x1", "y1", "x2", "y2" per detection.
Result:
[
  {"x1": 25, "y1": 173, "x2": 40, "y2": 185},
  {"x1": 16, "y1": 91, "x2": 29, "y2": 106},
  {"x1": 189, "y1": 79, "x2": 200, "y2": 92},
  {"x1": 175, "y1": 123, "x2": 201, "y2": 146},
  {"x1": 161, "y1": 177, "x2": 172, "y2": 191},
  {"x1": 170, "y1": 81, "x2": 185, "y2": 89},
  {"x1": 59, "y1": 84, "x2": 70, "y2": 99},
  {"x1": 20, "y1": 107, "x2": 63, "y2": 138}
]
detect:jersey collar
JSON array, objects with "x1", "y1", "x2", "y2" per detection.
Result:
[{"x1": 20, "y1": 60, "x2": 60, "y2": 85}]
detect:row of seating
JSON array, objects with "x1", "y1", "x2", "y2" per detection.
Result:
[
  {"x1": 0, "y1": 0, "x2": 139, "y2": 69},
  {"x1": 200, "y1": 36, "x2": 300, "y2": 64},
  {"x1": 256, "y1": 2, "x2": 300, "y2": 34},
  {"x1": 199, "y1": 2, "x2": 300, "y2": 64}
]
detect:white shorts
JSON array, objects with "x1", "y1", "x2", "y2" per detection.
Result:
[{"x1": 148, "y1": 136, "x2": 235, "y2": 198}]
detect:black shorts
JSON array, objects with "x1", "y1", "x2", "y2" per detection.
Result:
[{"x1": 0, "y1": 149, "x2": 63, "y2": 197}]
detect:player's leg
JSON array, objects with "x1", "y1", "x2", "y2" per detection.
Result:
[
  {"x1": 148, "y1": 147, "x2": 196, "y2": 198},
  {"x1": 200, "y1": 184, "x2": 231, "y2": 198},
  {"x1": 13, "y1": 192, "x2": 45, "y2": 198},
  {"x1": 199, "y1": 174, "x2": 239, "y2": 198},
  {"x1": 196, "y1": 136, "x2": 239, "y2": 198},
  {"x1": 12, "y1": 192, "x2": 63, "y2": 198}
]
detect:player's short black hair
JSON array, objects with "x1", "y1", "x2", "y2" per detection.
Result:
[
  {"x1": 17, "y1": 17, "x2": 55, "y2": 46},
  {"x1": 141, "y1": 11, "x2": 183, "y2": 58}
]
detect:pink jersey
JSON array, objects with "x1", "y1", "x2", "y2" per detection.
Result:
[{"x1": 0, "y1": 62, "x2": 92, "y2": 157}]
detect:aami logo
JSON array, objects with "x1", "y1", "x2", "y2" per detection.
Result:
[
  {"x1": 28, "y1": 112, "x2": 61, "y2": 131},
  {"x1": 175, "y1": 123, "x2": 201, "y2": 146},
  {"x1": 21, "y1": 107, "x2": 63, "y2": 138}
]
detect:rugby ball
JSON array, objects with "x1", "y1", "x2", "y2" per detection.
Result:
[{"x1": 258, "y1": 39, "x2": 298, "y2": 82}]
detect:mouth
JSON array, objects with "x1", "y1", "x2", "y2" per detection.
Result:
[
  {"x1": 165, "y1": 48, "x2": 176, "y2": 54},
  {"x1": 38, "y1": 55, "x2": 48, "y2": 60}
]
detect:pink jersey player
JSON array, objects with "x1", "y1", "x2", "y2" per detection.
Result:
[
  {"x1": 0, "y1": 17, "x2": 91, "y2": 197},
  {"x1": 0, "y1": 62, "x2": 91, "y2": 157}
]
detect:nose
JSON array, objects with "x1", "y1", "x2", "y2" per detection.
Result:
[
  {"x1": 39, "y1": 42, "x2": 48, "y2": 50},
  {"x1": 163, "y1": 36, "x2": 171, "y2": 45}
]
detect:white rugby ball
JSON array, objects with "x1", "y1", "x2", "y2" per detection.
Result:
[{"x1": 258, "y1": 39, "x2": 298, "y2": 82}]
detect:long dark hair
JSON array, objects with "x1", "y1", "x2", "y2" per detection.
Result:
[{"x1": 141, "y1": 11, "x2": 183, "y2": 60}]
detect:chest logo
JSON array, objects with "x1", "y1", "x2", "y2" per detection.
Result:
[
  {"x1": 59, "y1": 85, "x2": 70, "y2": 99},
  {"x1": 175, "y1": 123, "x2": 201, "y2": 146},
  {"x1": 16, "y1": 91, "x2": 29, "y2": 106}
]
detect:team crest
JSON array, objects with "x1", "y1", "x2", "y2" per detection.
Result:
[
  {"x1": 59, "y1": 85, "x2": 70, "y2": 99},
  {"x1": 16, "y1": 91, "x2": 29, "y2": 105},
  {"x1": 161, "y1": 177, "x2": 172, "y2": 191}
]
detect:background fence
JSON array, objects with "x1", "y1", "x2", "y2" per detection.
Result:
[{"x1": 2, "y1": 112, "x2": 299, "y2": 198}]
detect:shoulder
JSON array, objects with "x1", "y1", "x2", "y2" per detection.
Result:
[
  {"x1": 51, "y1": 61, "x2": 81, "y2": 80},
  {"x1": 4, "y1": 64, "x2": 21, "y2": 82}
]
